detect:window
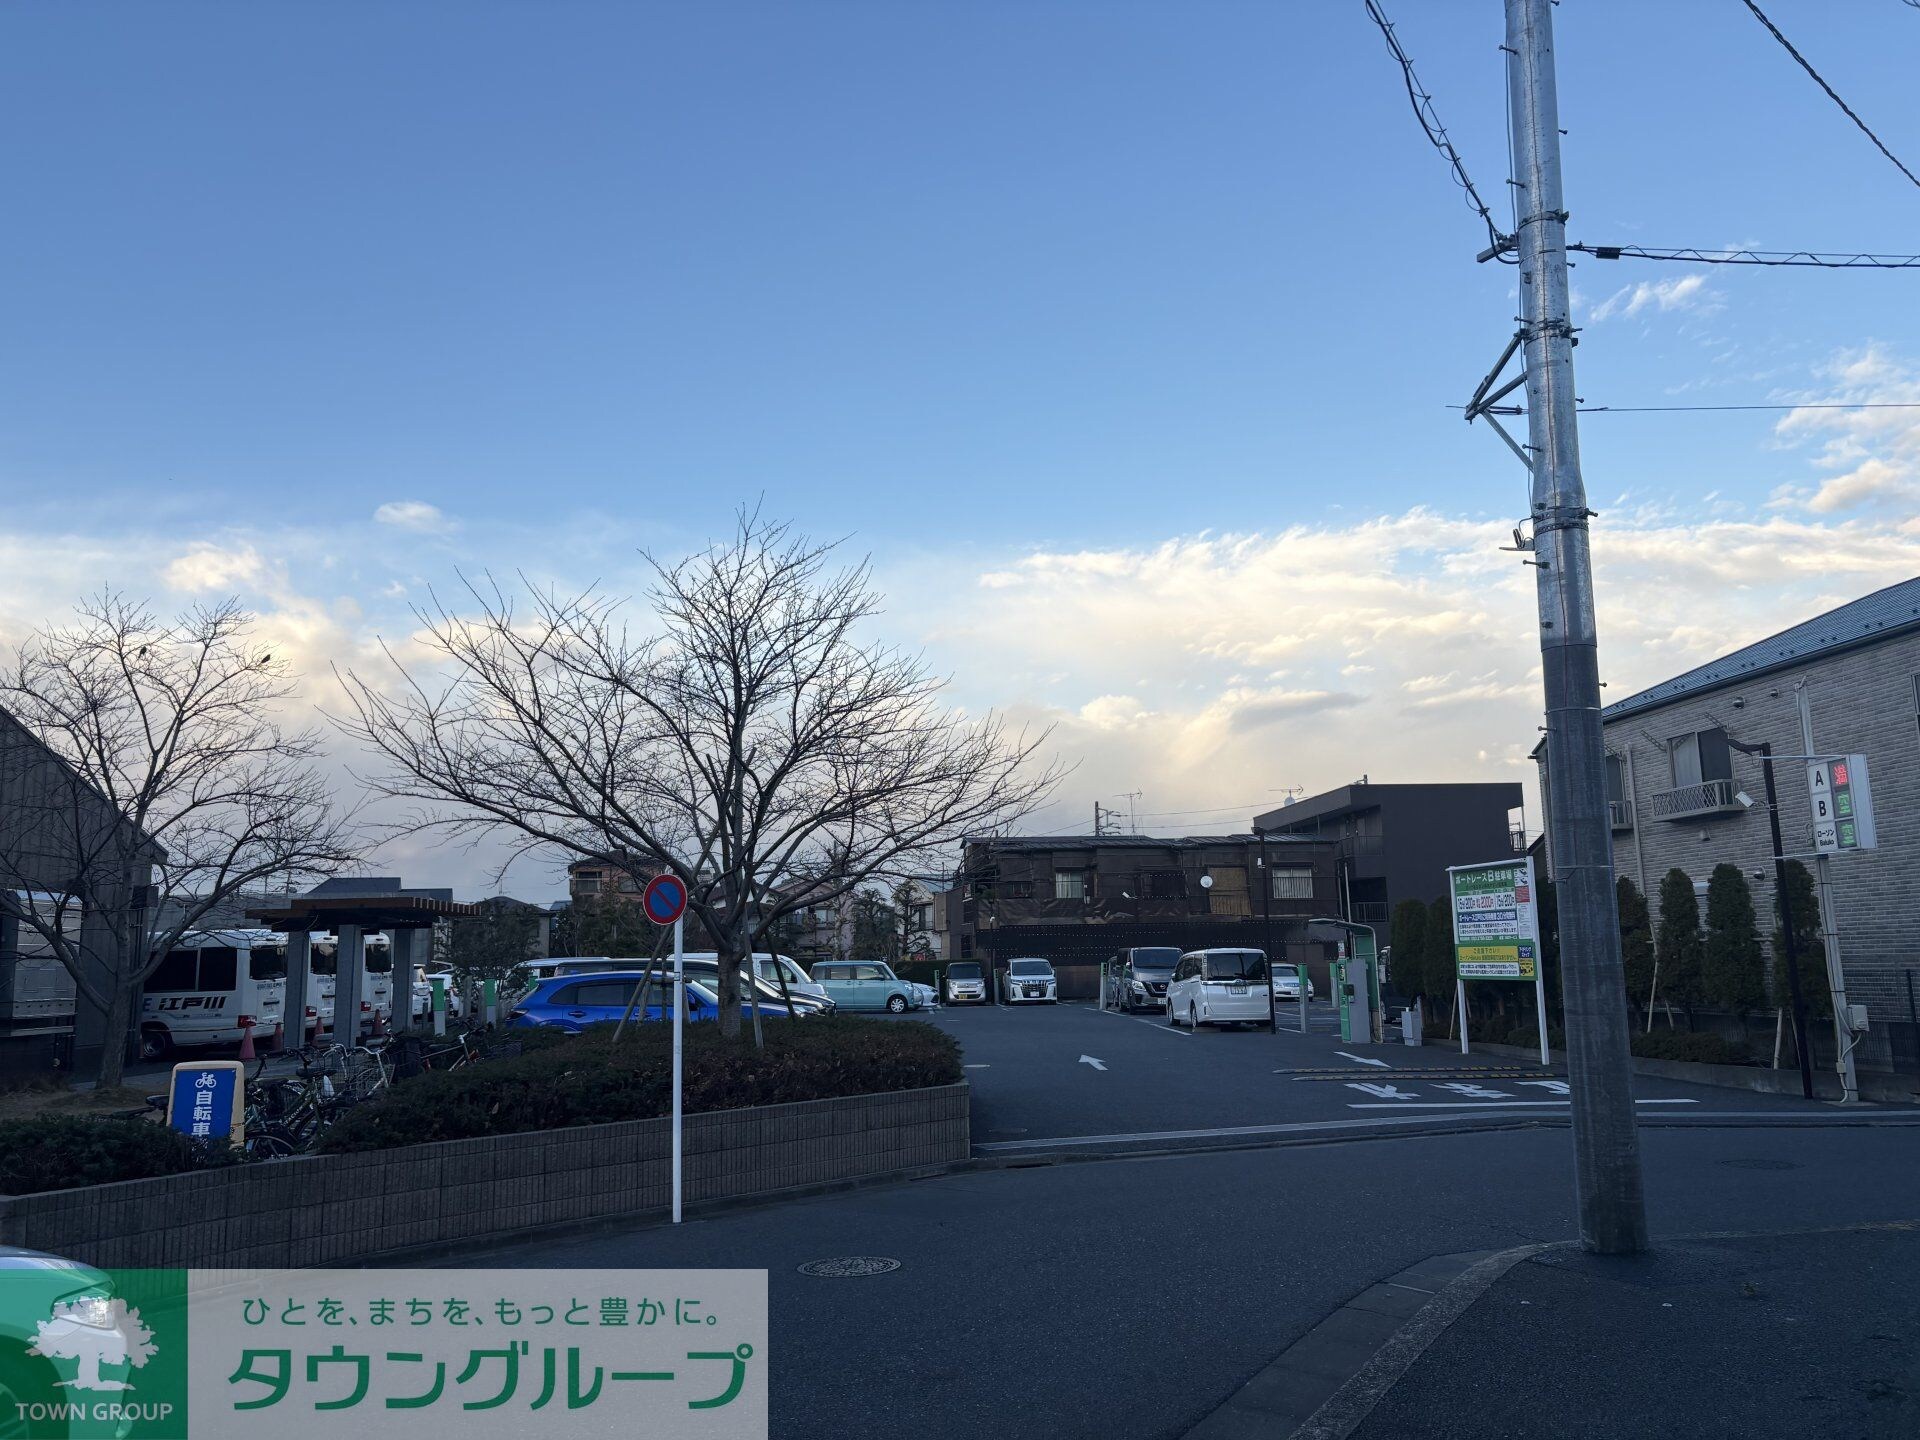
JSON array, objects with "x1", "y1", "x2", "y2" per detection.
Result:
[
  {"x1": 573, "y1": 980, "x2": 639, "y2": 1007},
  {"x1": 617, "y1": 874, "x2": 639, "y2": 893},
  {"x1": 852, "y1": 964, "x2": 887, "y2": 981},
  {"x1": 1203, "y1": 950, "x2": 1267, "y2": 982},
  {"x1": 575, "y1": 872, "x2": 602, "y2": 895},
  {"x1": 1139, "y1": 870, "x2": 1185, "y2": 899},
  {"x1": 547, "y1": 984, "x2": 581, "y2": 1006},
  {"x1": 1053, "y1": 870, "x2": 1089, "y2": 901},
  {"x1": 147, "y1": 949, "x2": 198, "y2": 992},
  {"x1": 1668, "y1": 727, "x2": 1732, "y2": 788},
  {"x1": 1605, "y1": 753, "x2": 1627, "y2": 806},
  {"x1": 197, "y1": 947, "x2": 238, "y2": 992},
  {"x1": 1206, "y1": 867, "x2": 1251, "y2": 917},
  {"x1": 248, "y1": 944, "x2": 288, "y2": 981},
  {"x1": 911, "y1": 903, "x2": 933, "y2": 932},
  {"x1": 1269, "y1": 867, "x2": 1314, "y2": 901}
]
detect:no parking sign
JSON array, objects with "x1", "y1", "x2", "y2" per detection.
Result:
[{"x1": 643, "y1": 872, "x2": 689, "y2": 925}]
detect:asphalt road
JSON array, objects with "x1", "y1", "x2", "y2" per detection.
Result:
[
  {"x1": 469, "y1": 1124, "x2": 1920, "y2": 1440},
  {"x1": 921, "y1": 1000, "x2": 1874, "y2": 1155}
]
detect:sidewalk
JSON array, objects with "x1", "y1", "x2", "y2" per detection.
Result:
[{"x1": 1329, "y1": 1223, "x2": 1919, "y2": 1440}]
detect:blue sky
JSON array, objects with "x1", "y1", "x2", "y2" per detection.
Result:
[{"x1": 2, "y1": 1, "x2": 1917, "y2": 893}]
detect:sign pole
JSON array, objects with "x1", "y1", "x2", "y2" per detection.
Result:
[
  {"x1": 1797, "y1": 686, "x2": 1859, "y2": 1104},
  {"x1": 1456, "y1": 976, "x2": 1469, "y2": 1056},
  {"x1": 1534, "y1": 971, "x2": 1549, "y2": 1066},
  {"x1": 672, "y1": 913, "x2": 684, "y2": 1225}
]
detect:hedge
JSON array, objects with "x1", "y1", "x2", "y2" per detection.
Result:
[
  {"x1": 0, "y1": 1115, "x2": 239, "y2": 1195},
  {"x1": 1631, "y1": 1029, "x2": 1753, "y2": 1066},
  {"x1": 319, "y1": 1016, "x2": 962, "y2": 1153}
]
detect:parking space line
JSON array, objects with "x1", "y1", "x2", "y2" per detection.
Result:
[{"x1": 1091, "y1": 1007, "x2": 1192, "y2": 1037}]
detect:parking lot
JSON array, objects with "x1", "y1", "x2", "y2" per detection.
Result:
[{"x1": 916, "y1": 999, "x2": 1860, "y2": 1158}]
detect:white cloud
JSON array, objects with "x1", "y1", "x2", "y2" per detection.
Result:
[
  {"x1": 1768, "y1": 344, "x2": 1920, "y2": 515},
  {"x1": 162, "y1": 542, "x2": 266, "y2": 593},
  {"x1": 373, "y1": 500, "x2": 456, "y2": 534},
  {"x1": 1588, "y1": 273, "x2": 1715, "y2": 322}
]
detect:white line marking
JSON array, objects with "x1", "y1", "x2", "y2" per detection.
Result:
[
  {"x1": 1347, "y1": 1099, "x2": 1700, "y2": 1109},
  {"x1": 1093, "y1": 1008, "x2": 1192, "y2": 1037},
  {"x1": 1335, "y1": 1051, "x2": 1390, "y2": 1069},
  {"x1": 1348, "y1": 1082, "x2": 1421, "y2": 1100},
  {"x1": 1079, "y1": 1055, "x2": 1107, "y2": 1071},
  {"x1": 975, "y1": 1107, "x2": 1920, "y2": 1154},
  {"x1": 963, "y1": 1064, "x2": 990, "y2": 1070}
]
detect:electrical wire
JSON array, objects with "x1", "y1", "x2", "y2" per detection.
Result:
[
  {"x1": 1569, "y1": 243, "x2": 1920, "y2": 269},
  {"x1": 1454, "y1": 401, "x2": 1920, "y2": 415},
  {"x1": 1739, "y1": 0, "x2": 1920, "y2": 192},
  {"x1": 1362, "y1": 0, "x2": 1513, "y2": 258}
]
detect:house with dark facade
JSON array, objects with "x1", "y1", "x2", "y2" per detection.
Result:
[
  {"x1": 1536, "y1": 576, "x2": 1920, "y2": 1079},
  {"x1": 1251, "y1": 781, "x2": 1526, "y2": 951},
  {"x1": 950, "y1": 833, "x2": 1340, "y2": 999}
]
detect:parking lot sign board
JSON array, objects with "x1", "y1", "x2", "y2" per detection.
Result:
[
  {"x1": 1449, "y1": 859, "x2": 1540, "y2": 981},
  {"x1": 1807, "y1": 754, "x2": 1877, "y2": 855}
]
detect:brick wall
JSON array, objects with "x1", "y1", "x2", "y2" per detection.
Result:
[{"x1": 0, "y1": 1084, "x2": 970, "y2": 1268}]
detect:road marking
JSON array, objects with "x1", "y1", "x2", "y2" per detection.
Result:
[
  {"x1": 1079, "y1": 1055, "x2": 1107, "y2": 1071},
  {"x1": 1094, "y1": 1008, "x2": 1192, "y2": 1037},
  {"x1": 1347, "y1": 1082, "x2": 1421, "y2": 1100},
  {"x1": 1439, "y1": 1082, "x2": 1514, "y2": 1099},
  {"x1": 1335, "y1": 1051, "x2": 1390, "y2": 1068},
  {"x1": 963, "y1": 1064, "x2": 990, "y2": 1070},
  {"x1": 973, "y1": 1105, "x2": 1918, "y2": 1153},
  {"x1": 1347, "y1": 1098, "x2": 1700, "y2": 1109},
  {"x1": 1521, "y1": 1079, "x2": 1570, "y2": 1095}
]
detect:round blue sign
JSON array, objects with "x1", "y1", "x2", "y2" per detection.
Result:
[{"x1": 642, "y1": 873, "x2": 688, "y2": 925}]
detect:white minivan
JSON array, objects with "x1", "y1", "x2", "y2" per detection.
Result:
[
  {"x1": 1166, "y1": 948, "x2": 1271, "y2": 1029},
  {"x1": 301, "y1": 933, "x2": 397, "y2": 1041},
  {"x1": 139, "y1": 929, "x2": 287, "y2": 1059}
]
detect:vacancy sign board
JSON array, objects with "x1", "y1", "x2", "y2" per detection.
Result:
[
  {"x1": 1449, "y1": 857, "x2": 1541, "y2": 981},
  {"x1": 1807, "y1": 754, "x2": 1877, "y2": 855}
]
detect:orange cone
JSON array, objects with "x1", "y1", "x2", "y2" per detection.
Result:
[{"x1": 237, "y1": 1018, "x2": 257, "y2": 1061}]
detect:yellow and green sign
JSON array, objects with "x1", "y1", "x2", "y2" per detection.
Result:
[{"x1": 1448, "y1": 858, "x2": 1540, "y2": 981}]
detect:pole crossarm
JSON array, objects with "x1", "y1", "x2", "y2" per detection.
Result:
[{"x1": 1463, "y1": 328, "x2": 1537, "y2": 473}]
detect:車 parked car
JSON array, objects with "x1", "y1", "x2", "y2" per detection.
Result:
[
  {"x1": 944, "y1": 961, "x2": 988, "y2": 1004},
  {"x1": 1166, "y1": 948, "x2": 1270, "y2": 1029},
  {"x1": 810, "y1": 960, "x2": 922, "y2": 1013},
  {"x1": 507, "y1": 972, "x2": 802, "y2": 1032},
  {"x1": 1104, "y1": 946, "x2": 1180, "y2": 1012},
  {"x1": 1270, "y1": 967, "x2": 1316, "y2": 1004},
  {"x1": 1003, "y1": 957, "x2": 1057, "y2": 1004}
]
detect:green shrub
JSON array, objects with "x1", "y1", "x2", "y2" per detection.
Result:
[
  {"x1": 0, "y1": 1115, "x2": 239, "y2": 1195},
  {"x1": 1631, "y1": 1029, "x2": 1752, "y2": 1066},
  {"x1": 1502, "y1": 1026, "x2": 1565, "y2": 1052},
  {"x1": 319, "y1": 1017, "x2": 962, "y2": 1153}
]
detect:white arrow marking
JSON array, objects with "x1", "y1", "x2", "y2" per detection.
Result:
[
  {"x1": 1521, "y1": 1079, "x2": 1570, "y2": 1095},
  {"x1": 1335, "y1": 1051, "x2": 1390, "y2": 1068},
  {"x1": 1347, "y1": 1082, "x2": 1420, "y2": 1100},
  {"x1": 1079, "y1": 1055, "x2": 1108, "y2": 1071}
]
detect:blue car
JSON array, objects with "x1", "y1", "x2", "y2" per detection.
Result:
[{"x1": 507, "y1": 972, "x2": 799, "y2": 1032}]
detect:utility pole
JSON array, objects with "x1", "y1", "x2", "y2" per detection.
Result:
[
  {"x1": 1724, "y1": 736, "x2": 1815, "y2": 1099},
  {"x1": 1507, "y1": 0, "x2": 1647, "y2": 1254},
  {"x1": 1795, "y1": 684, "x2": 1858, "y2": 1103}
]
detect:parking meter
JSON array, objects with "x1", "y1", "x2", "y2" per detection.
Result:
[{"x1": 1333, "y1": 944, "x2": 1375, "y2": 1045}]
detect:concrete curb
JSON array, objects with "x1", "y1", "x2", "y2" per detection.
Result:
[
  {"x1": 1285, "y1": 1244, "x2": 1553, "y2": 1440},
  {"x1": 1180, "y1": 1244, "x2": 1550, "y2": 1440}
]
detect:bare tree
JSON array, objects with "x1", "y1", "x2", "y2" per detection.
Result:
[
  {"x1": 336, "y1": 513, "x2": 1059, "y2": 1039},
  {"x1": 0, "y1": 596, "x2": 359, "y2": 1086}
]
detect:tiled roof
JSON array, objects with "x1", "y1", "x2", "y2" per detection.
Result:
[{"x1": 1604, "y1": 576, "x2": 1920, "y2": 721}]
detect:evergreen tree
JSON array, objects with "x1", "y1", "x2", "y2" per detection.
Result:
[
  {"x1": 1616, "y1": 876, "x2": 1655, "y2": 1008},
  {"x1": 1388, "y1": 899, "x2": 1429, "y2": 1002},
  {"x1": 1427, "y1": 895, "x2": 1456, "y2": 1013},
  {"x1": 1703, "y1": 863, "x2": 1767, "y2": 1014},
  {"x1": 1769, "y1": 859, "x2": 1829, "y2": 1019},
  {"x1": 1655, "y1": 868, "x2": 1706, "y2": 1020}
]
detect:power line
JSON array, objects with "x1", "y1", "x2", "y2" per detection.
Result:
[
  {"x1": 1362, "y1": 0, "x2": 1512, "y2": 259},
  {"x1": 1739, "y1": 0, "x2": 1920, "y2": 192},
  {"x1": 1570, "y1": 243, "x2": 1920, "y2": 269},
  {"x1": 1454, "y1": 401, "x2": 1920, "y2": 416}
]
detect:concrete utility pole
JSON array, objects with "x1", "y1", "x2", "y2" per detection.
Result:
[{"x1": 1506, "y1": 0, "x2": 1648, "y2": 1254}]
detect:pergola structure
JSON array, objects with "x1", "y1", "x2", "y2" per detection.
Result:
[{"x1": 247, "y1": 891, "x2": 486, "y2": 1045}]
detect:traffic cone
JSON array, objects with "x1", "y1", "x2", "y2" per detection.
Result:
[{"x1": 237, "y1": 1018, "x2": 256, "y2": 1061}]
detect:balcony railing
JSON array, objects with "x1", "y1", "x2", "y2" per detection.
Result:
[
  {"x1": 1609, "y1": 799, "x2": 1634, "y2": 832},
  {"x1": 1649, "y1": 778, "x2": 1742, "y2": 821}
]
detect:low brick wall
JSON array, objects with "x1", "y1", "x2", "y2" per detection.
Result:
[{"x1": 0, "y1": 1083, "x2": 970, "y2": 1269}]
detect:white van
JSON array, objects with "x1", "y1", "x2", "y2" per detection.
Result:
[
  {"x1": 298, "y1": 933, "x2": 397, "y2": 1041},
  {"x1": 138, "y1": 929, "x2": 287, "y2": 1059},
  {"x1": 1166, "y1": 948, "x2": 1271, "y2": 1029}
]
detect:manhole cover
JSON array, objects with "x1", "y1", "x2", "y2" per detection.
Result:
[
  {"x1": 1718, "y1": 1158, "x2": 1801, "y2": 1171},
  {"x1": 798, "y1": 1256, "x2": 902, "y2": 1278}
]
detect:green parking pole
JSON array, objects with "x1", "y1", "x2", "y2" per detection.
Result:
[
  {"x1": 1296, "y1": 964, "x2": 1310, "y2": 1035},
  {"x1": 430, "y1": 975, "x2": 447, "y2": 1037},
  {"x1": 483, "y1": 977, "x2": 498, "y2": 1027}
]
